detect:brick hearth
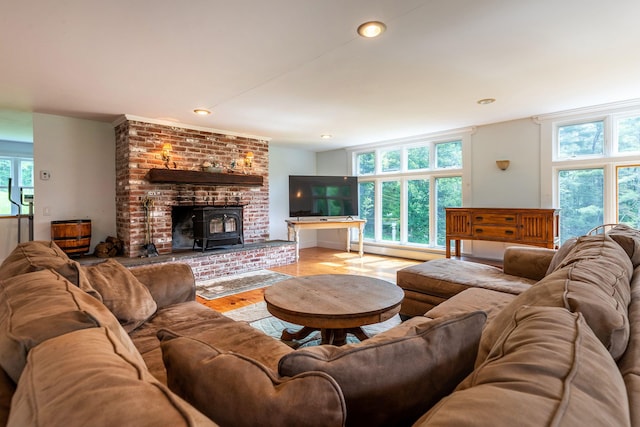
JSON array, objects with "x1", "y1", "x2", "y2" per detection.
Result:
[{"x1": 113, "y1": 116, "x2": 294, "y2": 279}]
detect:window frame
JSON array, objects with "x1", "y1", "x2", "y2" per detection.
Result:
[
  {"x1": 0, "y1": 141, "x2": 34, "y2": 217},
  {"x1": 348, "y1": 130, "x2": 471, "y2": 250},
  {"x1": 540, "y1": 102, "x2": 640, "y2": 240}
]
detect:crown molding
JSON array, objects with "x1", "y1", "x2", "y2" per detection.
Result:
[
  {"x1": 111, "y1": 114, "x2": 271, "y2": 142},
  {"x1": 533, "y1": 98, "x2": 640, "y2": 123}
]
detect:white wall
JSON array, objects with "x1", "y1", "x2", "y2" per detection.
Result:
[
  {"x1": 31, "y1": 114, "x2": 116, "y2": 254},
  {"x1": 268, "y1": 145, "x2": 316, "y2": 247},
  {"x1": 470, "y1": 118, "x2": 540, "y2": 207}
]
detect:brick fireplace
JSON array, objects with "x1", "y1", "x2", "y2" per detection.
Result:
[{"x1": 113, "y1": 116, "x2": 295, "y2": 279}]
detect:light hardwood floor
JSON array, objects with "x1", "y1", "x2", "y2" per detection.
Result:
[{"x1": 197, "y1": 247, "x2": 424, "y2": 313}]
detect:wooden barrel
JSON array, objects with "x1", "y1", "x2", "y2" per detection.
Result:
[{"x1": 51, "y1": 220, "x2": 91, "y2": 257}]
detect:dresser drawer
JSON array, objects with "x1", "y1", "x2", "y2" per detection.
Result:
[
  {"x1": 472, "y1": 225, "x2": 518, "y2": 240},
  {"x1": 472, "y1": 213, "x2": 517, "y2": 224}
]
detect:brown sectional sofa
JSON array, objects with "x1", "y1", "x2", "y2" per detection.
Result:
[{"x1": 1, "y1": 228, "x2": 639, "y2": 426}]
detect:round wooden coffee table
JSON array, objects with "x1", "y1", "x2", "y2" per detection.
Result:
[{"x1": 263, "y1": 274, "x2": 404, "y2": 346}]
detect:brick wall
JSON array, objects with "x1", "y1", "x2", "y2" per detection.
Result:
[{"x1": 114, "y1": 118, "x2": 270, "y2": 258}]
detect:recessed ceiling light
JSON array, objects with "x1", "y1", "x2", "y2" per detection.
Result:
[
  {"x1": 357, "y1": 21, "x2": 386, "y2": 38},
  {"x1": 193, "y1": 108, "x2": 212, "y2": 116},
  {"x1": 477, "y1": 98, "x2": 496, "y2": 105},
  {"x1": 320, "y1": 134, "x2": 333, "y2": 139}
]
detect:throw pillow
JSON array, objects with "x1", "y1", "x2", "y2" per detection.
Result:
[
  {"x1": 158, "y1": 330, "x2": 346, "y2": 427},
  {"x1": 82, "y1": 259, "x2": 157, "y2": 332},
  {"x1": 414, "y1": 306, "x2": 630, "y2": 427},
  {"x1": 8, "y1": 327, "x2": 217, "y2": 427},
  {"x1": 0, "y1": 269, "x2": 141, "y2": 382},
  {"x1": 278, "y1": 311, "x2": 487, "y2": 427},
  {"x1": 607, "y1": 224, "x2": 640, "y2": 267}
]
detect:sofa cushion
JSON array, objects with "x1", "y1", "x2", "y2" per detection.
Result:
[
  {"x1": 425, "y1": 287, "x2": 517, "y2": 325},
  {"x1": 414, "y1": 306, "x2": 631, "y2": 427},
  {"x1": 397, "y1": 258, "x2": 534, "y2": 298},
  {"x1": 82, "y1": 259, "x2": 157, "y2": 332},
  {"x1": 0, "y1": 241, "x2": 101, "y2": 299},
  {"x1": 618, "y1": 265, "x2": 640, "y2": 426},
  {"x1": 8, "y1": 327, "x2": 217, "y2": 427},
  {"x1": 607, "y1": 224, "x2": 640, "y2": 267},
  {"x1": 477, "y1": 234, "x2": 633, "y2": 362},
  {"x1": 545, "y1": 236, "x2": 578, "y2": 275},
  {"x1": 278, "y1": 311, "x2": 487, "y2": 427},
  {"x1": 129, "y1": 301, "x2": 294, "y2": 384},
  {"x1": 0, "y1": 269, "x2": 141, "y2": 382},
  {"x1": 158, "y1": 330, "x2": 346, "y2": 427}
]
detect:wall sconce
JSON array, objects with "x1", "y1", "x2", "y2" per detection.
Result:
[
  {"x1": 162, "y1": 143, "x2": 173, "y2": 169},
  {"x1": 496, "y1": 160, "x2": 510, "y2": 171},
  {"x1": 244, "y1": 152, "x2": 254, "y2": 168}
]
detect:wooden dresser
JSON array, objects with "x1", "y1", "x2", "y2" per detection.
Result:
[{"x1": 445, "y1": 208, "x2": 560, "y2": 258}]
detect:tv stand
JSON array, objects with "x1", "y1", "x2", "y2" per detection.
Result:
[{"x1": 286, "y1": 219, "x2": 367, "y2": 261}]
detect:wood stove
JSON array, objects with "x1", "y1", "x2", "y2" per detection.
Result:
[{"x1": 192, "y1": 206, "x2": 244, "y2": 251}]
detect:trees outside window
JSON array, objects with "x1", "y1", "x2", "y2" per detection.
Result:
[
  {"x1": 551, "y1": 111, "x2": 640, "y2": 242},
  {"x1": 354, "y1": 138, "x2": 464, "y2": 248}
]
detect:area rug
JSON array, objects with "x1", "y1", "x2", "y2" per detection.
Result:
[
  {"x1": 196, "y1": 270, "x2": 291, "y2": 300},
  {"x1": 224, "y1": 301, "x2": 402, "y2": 349}
]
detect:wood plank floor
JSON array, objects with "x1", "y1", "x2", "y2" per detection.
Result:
[{"x1": 197, "y1": 247, "x2": 425, "y2": 313}]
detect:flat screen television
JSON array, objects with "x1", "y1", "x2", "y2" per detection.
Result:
[{"x1": 289, "y1": 175, "x2": 359, "y2": 218}]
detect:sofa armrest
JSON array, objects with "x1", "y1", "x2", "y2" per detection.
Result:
[
  {"x1": 502, "y1": 246, "x2": 556, "y2": 281},
  {"x1": 129, "y1": 263, "x2": 196, "y2": 309}
]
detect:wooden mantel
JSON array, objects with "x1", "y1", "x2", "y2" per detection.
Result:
[{"x1": 147, "y1": 168, "x2": 263, "y2": 186}]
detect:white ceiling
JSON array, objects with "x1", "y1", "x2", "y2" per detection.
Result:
[{"x1": 2, "y1": 0, "x2": 640, "y2": 151}]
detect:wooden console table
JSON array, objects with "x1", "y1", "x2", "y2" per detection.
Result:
[
  {"x1": 445, "y1": 208, "x2": 560, "y2": 258},
  {"x1": 286, "y1": 219, "x2": 366, "y2": 261}
]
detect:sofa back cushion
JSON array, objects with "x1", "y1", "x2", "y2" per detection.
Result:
[
  {"x1": 414, "y1": 306, "x2": 630, "y2": 427},
  {"x1": 0, "y1": 241, "x2": 101, "y2": 299},
  {"x1": 478, "y1": 234, "x2": 633, "y2": 362},
  {"x1": 0, "y1": 269, "x2": 141, "y2": 382},
  {"x1": 158, "y1": 330, "x2": 346, "y2": 427},
  {"x1": 0, "y1": 241, "x2": 70, "y2": 280},
  {"x1": 278, "y1": 311, "x2": 486, "y2": 427},
  {"x1": 8, "y1": 327, "x2": 217, "y2": 427},
  {"x1": 545, "y1": 236, "x2": 578, "y2": 275},
  {"x1": 82, "y1": 259, "x2": 157, "y2": 332}
]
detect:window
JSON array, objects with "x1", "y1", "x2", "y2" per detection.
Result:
[
  {"x1": 0, "y1": 156, "x2": 34, "y2": 215},
  {"x1": 353, "y1": 136, "x2": 466, "y2": 249},
  {"x1": 547, "y1": 108, "x2": 640, "y2": 242},
  {"x1": 617, "y1": 165, "x2": 640, "y2": 228},
  {"x1": 558, "y1": 168, "x2": 604, "y2": 239}
]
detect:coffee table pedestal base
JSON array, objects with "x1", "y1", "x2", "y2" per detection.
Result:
[{"x1": 281, "y1": 326, "x2": 369, "y2": 346}]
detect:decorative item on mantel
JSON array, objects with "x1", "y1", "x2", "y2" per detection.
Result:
[
  {"x1": 201, "y1": 160, "x2": 223, "y2": 173},
  {"x1": 162, "y1": 143, "x2": 176, "y2": 169}
]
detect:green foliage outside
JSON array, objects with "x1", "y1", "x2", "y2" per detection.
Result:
[
  {"x1": 618, "y1": 116, "x2": 640, "y2": 152},
  {"x1": 436, "y1": 141, "x2": 462, "y2": 168},
  {"x1": 381, "y1": 150, "x2": 401, "y2": 172},
  {"x1": 408, "y1": 146, "x2": 429, "y2": 170},
  {"x1": 558, "y1": 169, "x2": 604, "y2": 241},
  {"x1": 381, "y1": 181, "x2": 400, "y2": 241},
  {"x1": 359, "y1": 181, "x2": 375, "y2": 238},
  {"x1": 436, "y1": 177, "x2": 462, "y2": 246},
  {"x1": 558, "y1": 121, "x2": 604, "y2": 158},
  {"x1": 617, "y1": 166, "x2": 640, "y2": 228},
  {"x1": 358, "y1": 152, "x2": 375, "y2": 175},
  {"x1": 408, "y1": 179, "x2": 429, "y2": 243}
]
